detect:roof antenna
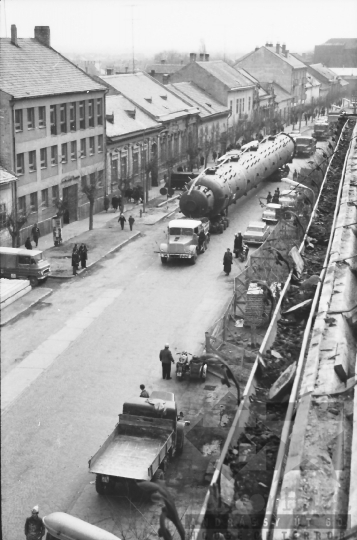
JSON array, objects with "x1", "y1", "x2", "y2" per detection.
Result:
[{"x1": 127, "y1": 4, "x2": 137, "y2": 73}]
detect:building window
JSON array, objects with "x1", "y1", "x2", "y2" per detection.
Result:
[
  {"x1": 88, "y1": 99, "x2": 94, "y2": 127},
  {"x1": 97, "y1": 170, "x2": 103, "y2": 187},
  {"x1": 29, "y1": 150, "x2": 37, "y2": 172},
  {"x1": 61, "y1": 143, "x2": 68, "y2": 164},
  {"x1": 51, "y1": 145, "x2": 58, "y2": 166},
  {"x1": 121, "y1": 155, "x2": 127, "y2": 178},
  {"x1": 97, "y1": 98, "x2": 103, "y2": 125},
  {"x1": 89, "y1": 137, "x2": 95, "y2": 155},
  {"x1": 15, "y1": 109, "x2": 23, "y2": 132},
  {"x1": 60, "y1": 104, "x2": 67, "y2": 133},
  {"x1": 41, "y1": 189, "x2": 49, "y2": 208},
  {"x1": 133, "y1": 151, "x2": 139, "y2": 176},
  {"x1": 30, "y1": 192, "x2": 38, "y2": 213},
  {"x1": 89, "y1": 172, "x2": 96, "y2": 186},
  {"x1": 80, "y1": 139, "x2": 86, "y2": 158},
  {"x1": 0, "y1": 203, "x2": 6, "y2": 228},
  {"x1": 242, "y1": 98, "x2": 245, "y2": 112},
  {"x1": 18, "y1": 196, "x2": 26, "y2": 216},
  {"x1": 79, "y1": 101, "x2": 85, "y2": 129},
  {"x1": 71, "y1": 141, "x2": 77, "y2": 161},
  {"x1": 98, "y1": 134, "x2": 103, "y2": 152},
  {"x1": 70, "y1": 102, "x2": 76, "y2": 131},
  {"x1": 27, "y1": 108, "x2": 35, "y2": 129},
  {"x1": 81, "y1": 175, "x2": 87, "y2": 189},
  {"x1": 230, "y1": 100, "x2": 233, "y2": 112},
  {"x1": 39, "y1": 106, "x2": 46, "y2": 128},
  {"x1": 40, "y1": 148, "x2": 48, "y2": 169},
  {"x1": 16, "y1": 153, "x2": 24, "y2": 175},
  {"x1": 248, "y1": 97, "x2": 251, "y2": 111},
  {"x1": 52, "y1": 185, "x2": 59, "y2": 204},
  {"x1": 236, "y1": 99, "x2": 239, "y2": 113},
  {"x1": 50, "y1": 105, "x2": 57, "y2": 135}
]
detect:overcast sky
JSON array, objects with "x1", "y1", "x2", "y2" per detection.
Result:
[{"x1": 1, "y1": 0, "x2": 357, "y2": 59}]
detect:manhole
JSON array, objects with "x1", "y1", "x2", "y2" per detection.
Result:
[{"x1": 204, "y1": 385, "x2": 217, "y2": 391}]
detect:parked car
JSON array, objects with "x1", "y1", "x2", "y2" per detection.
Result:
[
  {"x1": 289, "y1": 130, "x2": 301, "y2": 140},
  {"x1": 243, "y1": 222, "x2": 270, "y2": 245},
  {"x1": 279, "y1": 189, "x2": 298, "y2": 210},
  {"x1": 0, "y1": 247, "x2": 50, "y2": 286},
  {"x1": 262, "y1": 203, "x2": 282, "y2": 223}
]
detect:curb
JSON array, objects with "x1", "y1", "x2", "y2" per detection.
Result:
[
  {"x1": 157, "y1": 194, "x2": 180, "y2": 208},
  {"x1": 48, "y1": 231, "x2": 142, "y2": 280},
  {"x1": 0, "y1": 288, "x2": 53, "y2": 327}
]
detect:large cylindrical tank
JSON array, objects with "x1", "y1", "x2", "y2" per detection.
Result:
[{"x1": 180, "y1": 133, "x2": 295, "y2": 219}]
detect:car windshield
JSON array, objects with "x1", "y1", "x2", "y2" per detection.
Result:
[
  {"x1": 31, "y1": 254, "x2": 42, "y2": 263},
  {"x1": 169, "y1": 227, "x2": 193, "y2": 236},
  {"x1": 298, "y1": 138, "x2": 311, "y2": 144},
  {"x1": 247, "y1": 226, "x2": 264, "y2": 232}
]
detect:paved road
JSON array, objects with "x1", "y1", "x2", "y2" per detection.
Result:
[{"x1": 1, "y1": 152, "x2": 313, "y2": 539}]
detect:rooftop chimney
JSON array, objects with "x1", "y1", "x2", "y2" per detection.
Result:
[
  {"x1": 190, "y1": 53, "x2": 196, "y2": 63},
  {"x1": 161, "y1": 59, "x2": 166, "y2": 64},
  {"x1": 282, "y1": 43, "x2": 286, "y2": 54},
  {"x1": 11, "y1": 24, "x2": 18, "y2": 46},
  {"x1": 255, "y1": 46, "x2": 259, "y2": 51},
  {"x1": 205, "y1": 53, "x2": 209, "y2": 61},
  {"x1": 199, "y1": 53, "x2": 204, "y2": 61},
  {"x1": 276, "y1": 42, "x2": 280, "y2": 54},
  {"x1": 285, "y1": 49, "x2": 289, "y2": 58},
  {"x1": 34, "y1": 26, "x2": 51, "y2": 47}
]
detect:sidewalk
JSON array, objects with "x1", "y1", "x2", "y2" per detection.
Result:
[{"x1": 37, "y1": 185, "x2": 180, "y2": 279}]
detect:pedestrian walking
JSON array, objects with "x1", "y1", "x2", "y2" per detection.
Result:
[
  {"x1": 128, "y1": 215, "x2": 135, "y2": 231},
  {"x1": 293, "y1": 169, "x2": 298, "y2": 181},
  {"x1": 24, "y1": 505, "x2": 45, "y2": 540},
  {"x1": 31, "y1": 223, "x2": 40, "y2": 247},
  {"x1": 212, "y1": 151, "x2": 217, "y2": 162},
  {"x1": 25, "y1": 237, "x2": 32, "y2": 250},
  {"x1": 139, "y1": 384, "x2": 150, "y2": 398},
  {"x1": 79, "y1": 243, "x2": 88, "y2": 269},
  {"x1": 118, "y1": 213, "x2": 126, "y2": 230},
  {"x1": 104, "y1": 195, "x2": 110, "y2": 212},
  {"x1": 266, "y1": 191, "x2": 272, "y2": 204},
  {"x1": 234, "y1": 233, "x2": 243, "y2": 258},
  {"x1": 223, "y1": 248, "x2": 233, "y2": 276},
  {"x1": 72, "y1": 244, "x2": 79, "y2": 276},
  {"x1": 159, "y1": 343, "x2": 175, "y2": 380},
  {"x1": 112, "y1": 196, "x2": 119, "y2": 212}
]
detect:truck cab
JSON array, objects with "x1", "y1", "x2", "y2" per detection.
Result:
[
  {"x1": 295, "y1": 136, "x2": 316, "y2": 156},
  {"x1": 313, "y1": 117, "x2": 330, "y2": 140},
  {"x1": 159, "y1": 218, "x2": 210, "y2": 265}
]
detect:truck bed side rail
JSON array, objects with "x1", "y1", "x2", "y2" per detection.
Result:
[
  {"x1": 118, "y1": 414, "x2": 174, "y2": 433},
  {"x1": 147, "y1": 434, "x2": 174, "y2": 479}
]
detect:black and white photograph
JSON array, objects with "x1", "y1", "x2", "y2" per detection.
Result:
[{"x1": 1, "y1": 0, "x2": 357, "y2": 539}]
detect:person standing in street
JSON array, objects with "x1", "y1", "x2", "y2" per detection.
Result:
[
  {"x1": 79, "y1": 243, "x2": 88, "y2": 269},
  {"x1": 118, "y1": 213, "x2": 126, "y2": 230},
  {"x1": 223, "y1": 248, "x2": 233, "y2": 276},
  {"x1": 159, "y1": 344, "x2": 175, "y2": 380},
  {"x1": 24, "y1": 506, "x2": 45, "y2": 540},
  {"x1": 112, "y1": 196, "x2": 119, "y2": 212},
  {"x1": 234, "y1": 233, "x2": 243, "y2": 258},
  {"x1": 72, "y1": 244, "x2": 79, "y2": 276},
  {"x1": 266, "y1": 191, "x2": 272, "y2": 204},
  {"x1": 31, "y1": 223, "x2": 40, "y2": 247},
  {"x1": 212, "y1": 150, "x2": 217, "y2": 163},
  {"x1": 293, "y1": 169, "x2": 298, "y2": 181},
  {"x1": 128, "y1": 215, "x2": 135, "y2": 231},
  {"x1": 139, "y1": 384, "x2": 150, "y2": 398},
  {"x1": 25, "y1": 237, "x2": 32, "y2": 250}
]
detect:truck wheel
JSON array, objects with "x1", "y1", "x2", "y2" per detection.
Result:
[
  {"x1": 153, "y1": 469, "x2": 165, "y2": 482},
  {"x1": 95, "y1": 475, "x2": 105, "y2": 495},
  {"x1": 161, "y1": 257, "x2": 168, "y2": 264},
  {"x1": 29, "y1": 276, "x2": 38, "y2": 287}
]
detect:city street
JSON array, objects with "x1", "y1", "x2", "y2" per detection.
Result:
[{"x1": 1, "y1": 171, "x2": 292, "y2": 539}]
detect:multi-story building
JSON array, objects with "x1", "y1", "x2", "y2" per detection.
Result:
[
  {"x1": 0, "y1": 165, "x2": 17, "y2": 246},
  {"x1": 314, "y1": 39, "x2": 357, "y2": 68},
  {"x1": 172, "y1": 54, "x2": 255, "y2": 144},
  {"x1": 235, "y1": 43, "x2": 307, "y2": 107},
  {"x1": 167, "y1": 81, "x2": 229, "y2": 158},
  {"x1": 101, "y1": 72, "x2": 200, "y2": 181},
  {"x1": 106, "y1": 95, "x2": 162, "y2": 195},
  {"x1": 307, "y1": 64, "x2": 348, "y2": 106},
  {"x1": 0, "y1": 25, "x2": 107, "y2": 245}
]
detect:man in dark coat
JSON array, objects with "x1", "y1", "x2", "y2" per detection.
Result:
[
  {"x1": 212, "y1": 151, "x2": 217, "y2": 162},
  {"x1": 112, "y1": 196, "x2": 119, "y2": 212},
  {"x1": 24, "y1": 505, "x2": 45, "y2": 540},
  {"x1": 25, "y1": 237, "x2": 32, "y2": 250},
  {"x1": 159, "y1": 344, "x2": 175, "y2": 380},
  {"x1": 72, "y1": 244, "x2": 79, "y2": 276},
  {"x1": 266, "y1": 192, "x2": 272, "y2": 204},
  {"x1": 223, "y1": 248, "x2": 233, "y2": 276},
  {"x1": 234, "y1": 233, "x2": 243, "y2": 258},
  {"x1": 79, "y1": 243, "x2": 88, "y2": 269},
  {"x1": 118, "y1": 213, "x2": 126, "y2": 230},
  {"x1": 128, "y1": 215, "x2": 135, "y2": 231},
  {"x1": 272, "y1": 188, "x2": 280, "y2": 204},
  {"x1": 31, "y1": 223, "x2": 40, "y2": 247}
]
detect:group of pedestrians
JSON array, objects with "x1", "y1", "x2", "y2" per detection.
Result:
[
  {"x1": 71, "y1": 243, "x2": 88, "y2": 276},
  {"x1": 118, "y1": 213, "x2": 135, "y2": 231},
  {"x1": 266, "y1": 187, "x2": 280, "y2": 204}
]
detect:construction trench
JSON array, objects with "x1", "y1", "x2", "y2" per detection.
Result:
[{"x1": 189, "y1": 116, "x2": 357, "y2": 540}]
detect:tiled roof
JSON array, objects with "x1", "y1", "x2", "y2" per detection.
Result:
[
  {"x1": 267, "y1": 82, "x2": 292, "y2": 104},
  {"x1": 0, "y1": 38, "x2": 106, "y2": 99},
  {"x1": 106, "y1": 95, "x2": 161, "y2": 139},
  {"x1": 102, "y1": 72, "x2": 199, "y2": 121},
  {"x1": 0, "y1": 165, "x2": 17, "y2": 184},
  {"x1": 167, "y1": 82, "x2": 229, "y2": 118},
  {"x1": 308, "y1": 63, "x2": 338, "y2": 82},
  {"x1": 196, "y1": 60, "x2": 255, "y2": 89},
  {"x1": 146, "y1": 64, "x2": 183, "y2": 74},
  {"x1": 265, "y1": 46, "x2": 307, "y2": 69}
]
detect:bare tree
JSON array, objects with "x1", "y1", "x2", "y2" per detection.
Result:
[
  {"x1": 81, "y1": 170, "x2": 103, "y2": 231},
  {"x1": 5, "y1": 210, "x2": 29, "y2": 247}
]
